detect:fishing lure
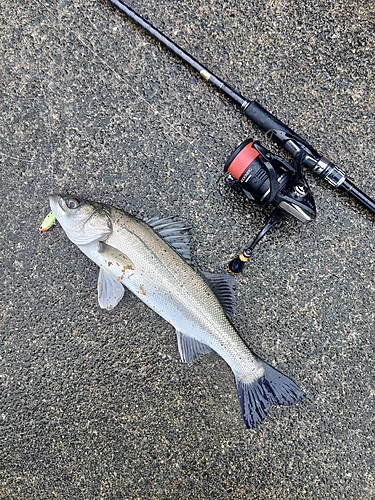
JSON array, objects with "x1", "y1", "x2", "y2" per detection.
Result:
[{"x1": 39, "y1": 211, "x2": 57, "y2": 232}]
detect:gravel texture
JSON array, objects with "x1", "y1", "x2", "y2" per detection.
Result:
[{"x1": 1, "y1": 0, "x2": 374, "y2": 498}]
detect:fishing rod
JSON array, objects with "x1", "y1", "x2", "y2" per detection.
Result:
[{"x1": 107, "y1": 0, "x2": 375, "y2": 271}]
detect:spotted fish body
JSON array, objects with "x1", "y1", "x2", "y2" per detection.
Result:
[{"x1": 49, "y1": 194, "x2": 304, "y2": 428}]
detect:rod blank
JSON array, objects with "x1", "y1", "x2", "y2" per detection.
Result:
[{"x1": 107, "y1": 0, "x2": 375, "y2": 217}]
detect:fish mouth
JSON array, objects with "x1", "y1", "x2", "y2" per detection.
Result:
[{"x1": 49, "y1": 194, "x2": 72, "y2": 217}]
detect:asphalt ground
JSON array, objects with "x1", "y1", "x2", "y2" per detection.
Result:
[{"x1": 1, "y1": 0, "x2": 374, "y2": 498}]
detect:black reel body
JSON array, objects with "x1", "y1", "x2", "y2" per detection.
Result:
[
  {"x1": 224, "y1": 138, "x2": 316, "y2": 222},
  {"x1": 224, "y1": 139, "x2": 317, "y2": 272}
]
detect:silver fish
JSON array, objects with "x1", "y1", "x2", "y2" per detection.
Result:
[{"x1": 49, "y1": 194, "x2": 304, "y2": 428}]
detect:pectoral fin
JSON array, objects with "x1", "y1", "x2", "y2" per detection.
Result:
[
  {"x1": 176, "y1": 330, "x2": 212, "y2": 364},
  {"x1": 97, "y1": 267, "x2": 125, "y2": 310},
  {"x1": 97, "y1": 242, "x2": 135, "y2": 310}
]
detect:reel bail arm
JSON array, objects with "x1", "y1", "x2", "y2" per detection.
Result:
[{"x1": 224, "y1": 139, "x2": 317, "y2": 223}]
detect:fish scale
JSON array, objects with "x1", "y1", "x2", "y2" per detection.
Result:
[
  {"x1": 49, "y1": 194, "x2": 304, "y2": 428},
  {"x1": 106, "y1": 208, "x2": 261, "y2": 375}
]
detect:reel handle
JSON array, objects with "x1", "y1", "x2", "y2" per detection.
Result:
[{"x1": 228, "y1": 208, "x2": 285, "y2": 273}]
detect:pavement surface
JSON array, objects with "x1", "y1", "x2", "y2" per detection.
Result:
[{"x1": 1, "y1": 0, "x2": 374, "y2": 498}]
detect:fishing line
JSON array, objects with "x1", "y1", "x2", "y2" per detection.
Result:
[
  {"x1": 107, "y1": 0, "x2": 375, "y2": 219},
  {"x1": 0, "y1": 153, "x2": 33, "y2": 163},
  {"x1": 0, "y1": 11, "x2": 40, "y2": 167},
  {"x1": 34, "y1": 59, "x2": 56, "y2": 190},
  {"x1": 4, "y1": 5, "x2": 57, "y2": 193},
  {"x1": 35, "y1": 0, "x2": 222, "y2": 177},
  {"x1": 31, "y1": 0, "x2": 319, "y2": 270}
]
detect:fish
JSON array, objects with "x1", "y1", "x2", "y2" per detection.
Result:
[{"x1": 49, "y1": 194, "x2": 304, "y2": 428}]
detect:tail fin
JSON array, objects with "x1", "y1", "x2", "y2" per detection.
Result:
[{"x1": 235, "y1": 360, "x2": 304, "y2": 429}]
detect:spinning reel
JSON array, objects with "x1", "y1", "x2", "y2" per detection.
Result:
[
  {"x1": 109, "y1": 0, "x2": 375, "y2": 273},
  {"x1": 224, "y1": 139, "x2": 316, "y2": 272}
]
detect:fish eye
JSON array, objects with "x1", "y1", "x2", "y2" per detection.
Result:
[{"x1": 66, "y1": 198, "x2": 80, "y2": 209}]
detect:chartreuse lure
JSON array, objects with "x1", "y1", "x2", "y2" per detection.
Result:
[{"x1": 39, "y1": 211, "x2": 57, "y2": 232}]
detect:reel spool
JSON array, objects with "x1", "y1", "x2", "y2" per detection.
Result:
[{"x1": 224, "y1": 139, "x2": 316, "y2": 272}]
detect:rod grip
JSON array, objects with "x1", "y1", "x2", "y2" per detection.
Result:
[{"x1": 243, "y1": 101, "x2": 314, "y2": 152}]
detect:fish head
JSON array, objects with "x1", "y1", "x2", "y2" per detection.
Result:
[{"x1": 49, "y1": 194, "x2": 112, "y2": 246}]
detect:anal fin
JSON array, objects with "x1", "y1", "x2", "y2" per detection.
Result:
[{"x1": 176, "y1": 331, "x2": 212, "y2": 364}]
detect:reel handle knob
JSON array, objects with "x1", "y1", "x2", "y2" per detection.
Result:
[{"x1": 228, "y1": 253, "x2": 249, "y2": 273}]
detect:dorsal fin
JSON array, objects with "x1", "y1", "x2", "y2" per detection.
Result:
[
  {"x1": 144, "y1": 215, "x2": 193, "y2": 264},
  {"x1": 201, "y1": 271, "x2": 237, "y2": 319}
]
